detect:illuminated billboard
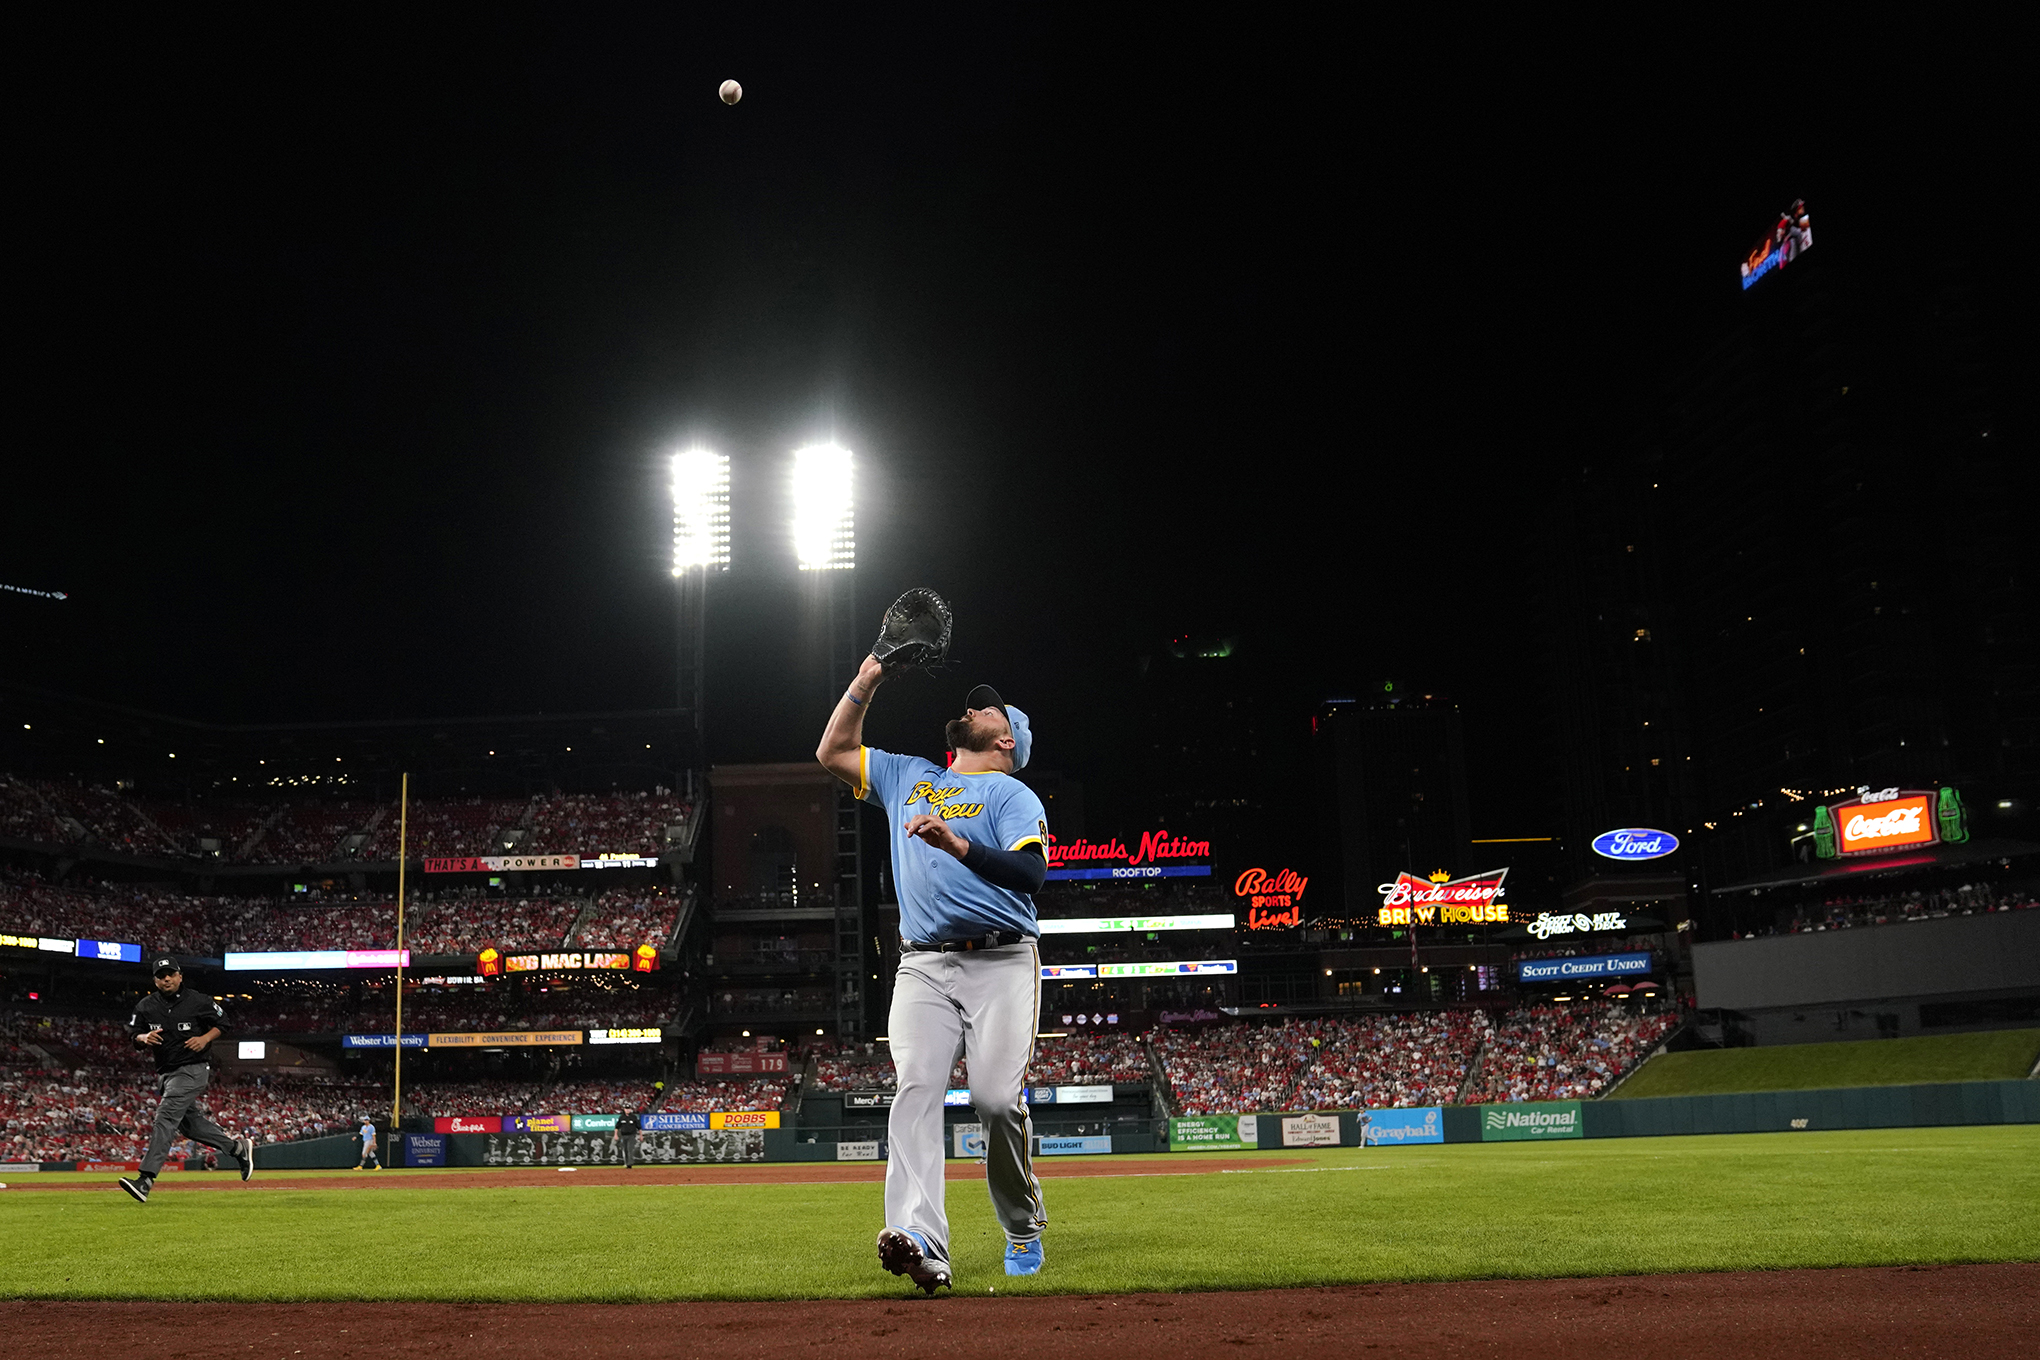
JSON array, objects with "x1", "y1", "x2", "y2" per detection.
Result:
[
  {"x1": 1043, "y1": 830, "x2": 1212, "y2": 881},
  {"x1": 1040, "y1": 960, "x2": 1236, "y2": 980},
  {"x1": 1376, "y1": 869, "x2": 1509, "y2": 927},
  {"x1": 225, "y1": 949, "x2": 411, "y2": 971},
  {"x1": 1036, "y1": 914, "x2": 1233, "y2": 934},
  {"x1": 1233, "y1": 867, "x2": 1307, "y2": 930},
  {"x1": 1812, "y1": 787, "x2": 1967, "y2": 859},
  {"x1": 1740, "y1": 198, "x2": 1811, "y2": 290},
  {"x1": 1590, "y1": 829, "x2": 1678, "y2": 862}
]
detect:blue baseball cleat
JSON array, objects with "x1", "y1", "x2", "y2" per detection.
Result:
[{"x1": 1003, "y1": 1238, "x2": 1044, "y2": 1276}]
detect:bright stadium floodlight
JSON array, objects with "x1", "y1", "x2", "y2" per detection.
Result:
[
  {"x1": 671, "y1": 449, "x2": 731, "y2": 574},
  {"x1": 792, "y1": 443, "x2": 855, "y2": 570}
]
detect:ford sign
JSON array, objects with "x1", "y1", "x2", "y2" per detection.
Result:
[{"x1": 1591, "y1": 828, "x2": 1679, "y2": 861}]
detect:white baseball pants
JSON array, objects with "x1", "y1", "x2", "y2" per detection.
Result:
[{"x1": 885, "y1": 942, "x2": 1045, "y2": 1265}]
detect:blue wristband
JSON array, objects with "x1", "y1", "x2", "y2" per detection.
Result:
[{"x1": 845, "y1": 690, "x2": 864, "y2": 706}]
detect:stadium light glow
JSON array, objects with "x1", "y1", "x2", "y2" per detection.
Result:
[
  {"x1": 791, "y1": 443, "x2": 854, "y2": 570},
  {"x1": 670, "y1": 449, "x2": 731, "y2": 574}
]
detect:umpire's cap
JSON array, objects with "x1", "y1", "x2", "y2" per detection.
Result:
[
  {"x1": 964, "y1": 684, "x2": 1032, "y2": 771},
  {"x1": 150, "y1": 954, "x2": 181, "y2": 976}
]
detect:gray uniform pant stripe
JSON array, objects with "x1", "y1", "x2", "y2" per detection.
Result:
[
  {"x1": 884, "y1": 943, "x2": 1045, "y2": 1265},
  {"x1": 141, "y1": 1064, "x2": 240, "y2": 1176}
]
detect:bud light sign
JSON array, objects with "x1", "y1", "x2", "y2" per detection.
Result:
[{"x1": 1591, "y1": 828, "x2": 1679, "y2": 861}]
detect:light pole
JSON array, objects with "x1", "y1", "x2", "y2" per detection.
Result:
[
  {"x1": 791, "y1": 443, "x2": 864, "y2": 1040},
  {"x1": 671, "y1": 449, "x2": 730, "y2": 787}
]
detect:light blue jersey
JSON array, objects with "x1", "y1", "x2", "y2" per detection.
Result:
[{"x1": 858, "y1": 747, "x2": 1048, "y2": 943}]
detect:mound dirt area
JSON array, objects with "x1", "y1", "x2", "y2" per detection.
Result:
[
  {"x1": 4, "y1": 1156, "x2": 1303, "y2": 1193},
  {"x1": 6, "y1": 1265, "x2": 2034, "y2": 1357}
]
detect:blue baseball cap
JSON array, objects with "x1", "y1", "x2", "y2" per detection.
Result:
[{"x1": 965, "y1": 684, "x2": 1032, "y2": 771}]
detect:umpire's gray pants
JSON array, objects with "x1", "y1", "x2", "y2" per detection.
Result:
[
  {"x1": 141, "y1": 1063, "x2": 240, "y2": 1176},
  {"x1": 885, "y1": 943, "x2": 1045, "y2": 1265}
]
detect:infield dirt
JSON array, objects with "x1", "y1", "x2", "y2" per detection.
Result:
[{"x1": 6, "y1": 1264, "x2": 2034, "y2": 1358}]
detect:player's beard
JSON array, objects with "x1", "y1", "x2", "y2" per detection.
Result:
[{"x1": 945, "y1": 715, "x2": 997, "y2": 753}]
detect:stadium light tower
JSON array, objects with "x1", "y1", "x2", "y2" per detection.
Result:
[
  {"x1": 791, "y1": 441, "x2": 865, "y2": 1041},
  {"x1": 671, "y1": 449, "x2": 730, "y2": 775},
  {"x1": 791, "y1": 443, "x2": 855, "y2": 570}
]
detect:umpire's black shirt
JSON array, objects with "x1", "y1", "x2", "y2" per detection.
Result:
[
  {"x1": 615, "y1": 1112, "x2": 641, "y2": 1135},
  {"x1": 129, "y1": 988, "x2": 228, "y2": 1075}
]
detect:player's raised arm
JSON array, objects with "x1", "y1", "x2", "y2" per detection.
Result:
[{"x1": 817, "y1": 654, "x2": 887, "y2": 788}]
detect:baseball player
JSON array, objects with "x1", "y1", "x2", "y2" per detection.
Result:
[
  {"x1": 818, "y1": 656, "x2": 1051, "y2": 1289},
  {"x1": 356, "y1": 1115, "x2": 382, "y2": 1170},
  {"x1": 118, "y1": 955, "x2": 254, "y2": 1203}
]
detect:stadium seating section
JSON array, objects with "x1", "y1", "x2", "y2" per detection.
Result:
[
  {"x1": 0, "y1": 774, "x2": 692, "y2": 866},
  {"x1": 0, "y1": 871, "x2": 684, "y2": 958}
]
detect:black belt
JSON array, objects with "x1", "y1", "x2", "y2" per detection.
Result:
[{"x1": 903, "y1": 932, "x2": 1031, "y2": 953}]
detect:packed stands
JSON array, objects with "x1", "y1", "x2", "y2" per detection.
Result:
[
  {"x1": 525, "y1": 790, "x2": 690, "y2": 858},
  {"x1": 571, "y1": 887, "x2": 683, "y2": 951},
  {"x1": 250, "y1": 799, "x2": 381, "y2": 864},
  {"x1": 405, "y1": 1077, "x2": 546, "y2": 1118},
  {"x1": 535, "y1": 1076, "x2": 662, "y2": 1115},
  {"x1": 1153, "y1": 1011, "x2": 1491, "y2": 1114},
  {"x1": 0, "y1": 776, "x2": 180, "y2": 857},
  {"x1": 812, "y1": 1041, "x2": 896, "y2": 1092},
  {"x1": 656, "y1": 1076, "x2": 792, "y2": 1113},
  {"x1": 219, "y1": 896, "x2": 396, "y2": 952},
  {"x1": 1, "y1": 872, "x2": 229, "y2": 955},
  {"x1": 232, "y1": 982, "x2": 672, "y2": 1035},
  {"x1": 1027, "y1": 1030, "x2": 1151, "y2": 1085},
  {"x1": 1765, "y1": 882, "x2": 2040, "y2": 936},
  {"x1": 406, "y1": 892, "x2": 580, "y2": 954},
  {"x1": 365, "y1": 796, "x2": 531, "y2": 861},
  {"x1": 1463, "y1": 999, "x2": 1680, "y2": 1103},
  {"x1": 1, "y1": 773, "x2": 692, "y2": 866}
]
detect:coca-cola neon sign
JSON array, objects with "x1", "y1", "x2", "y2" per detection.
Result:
[
  {"x1": 1812, "y1": 788, "x2": 1965, "y2": 859},
  {"x1": 1233, "y1": 867, "x2": 1307, "y2": 930},
  {"x1": 1045, "y1": 830, "x2": 1210, "y2": 869},
  {"x1": 1376, "y1": 869, "x2": 1509, "y2": 927}
]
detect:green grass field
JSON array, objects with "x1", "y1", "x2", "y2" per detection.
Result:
[
  {"x1": 1614, "y1": 1029, "x2": 2040, "y2": 1099},
  {"x1": 3, "y1": 1125, "x2": 2037, "y2": 1302}
]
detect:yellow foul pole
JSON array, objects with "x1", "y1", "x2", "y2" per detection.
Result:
[{"x1": 390, "y1": 772, "x2": 409, "y2": 1150}]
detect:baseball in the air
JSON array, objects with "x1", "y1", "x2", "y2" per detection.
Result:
[{"x1": 719, "y1": 79, "x2": 742, "y2": 106}]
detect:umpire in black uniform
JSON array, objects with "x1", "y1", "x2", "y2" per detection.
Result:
[
  {"x1": 118, "y1": 955, "x2": 254, "y2": 1203},
  {"x1": 615, "y1": 1108, "x2": 642, "y2": 1168}
]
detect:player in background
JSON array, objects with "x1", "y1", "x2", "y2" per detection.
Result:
[
  {"x1": 118, "y1": 956, "x2": 254, "y2": 1203},
  {"x1": 356, "y1": 1115, "x2": 382, "y2": 1170},
  {"x1": 818, "y1": 655, "x2": 1051, "y2": 1290}
]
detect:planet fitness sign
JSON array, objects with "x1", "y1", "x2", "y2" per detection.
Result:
[{"x1": 1590, "y1": 828, "x2": 1679, "y2": 861}]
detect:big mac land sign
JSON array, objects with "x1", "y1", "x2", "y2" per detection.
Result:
[
  {"x1": 1377, "y1": 869, "x2": 1510, "y2": 927},
  {"x1": 1813, "y1": 787, "x2": 1968, "y2": 859}
]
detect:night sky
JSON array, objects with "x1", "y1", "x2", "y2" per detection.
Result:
[{"x1": 5, "y1": 13, "x2": 2022, "y2": 832}]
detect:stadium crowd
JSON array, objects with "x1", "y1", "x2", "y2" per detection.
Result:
[
  {"x1": 1462, "y1": 1000, "x2": 1680, "y2": 1103},
  {"x1": 570, "y1": 886, "x2": 685, "y2": 951},
  {"x1": 1763, "y1": 882, "x2": 2040, "y2": 936},
  {"x1": 0, "y1": 871, "x2": 635, "y2": 957},
  {"x1": 0, "y1": 773, "x2": 694, "y2": 865}
]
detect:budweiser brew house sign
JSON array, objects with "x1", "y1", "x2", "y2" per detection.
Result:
[
  {"x1": 1376, "y1": 868, "x2": 1510, "y2": 927},
  {"x1": 1812, "y1": 786, "x2": 1968, "y2": 859}
]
